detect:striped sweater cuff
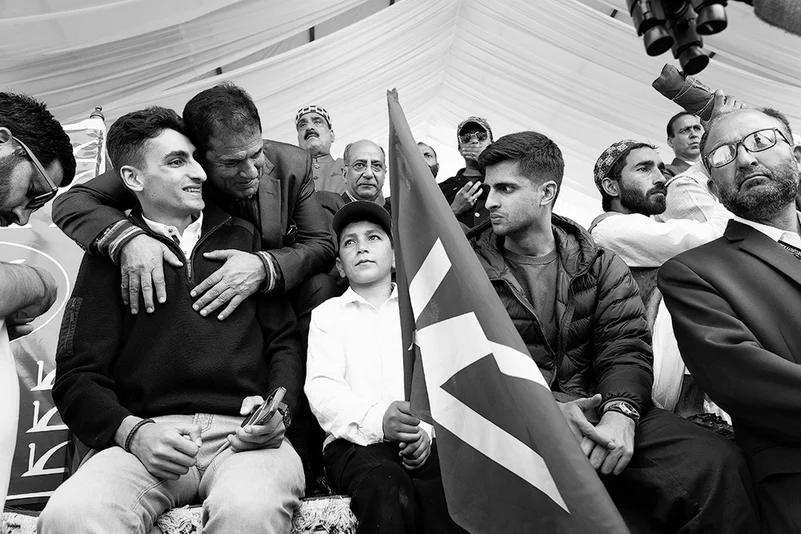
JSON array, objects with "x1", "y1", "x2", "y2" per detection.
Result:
[
  {"x1": 95, "y1": 220, "x2": 146, "y2": 264},
  {"x1": 255, "y1": 251, "x2": 278, "y2": 292}
]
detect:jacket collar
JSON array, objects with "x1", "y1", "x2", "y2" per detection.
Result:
[
  {"x1": 129, "y1": 202, "x2": 231, "y2": 237},
  {"x1": 472, "y1": 214, "x2": 600, "y2": 279},
  {"x1": 725, "y1": 219, "x2": 801, "y2": 288}
]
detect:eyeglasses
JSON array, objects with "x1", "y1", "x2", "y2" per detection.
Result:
[
  {"x1": 12, "y1": 136, "x2": 58, "y2": 211},
  {"x1": 348, "y1": 161, "x2": 385, "y2": 174},
  {"x1": 459, "y1": 131, "x2": 488, "y2": 144},
  {"x1": 704, "y1": 128, "x2": 790, "y2": 169}
]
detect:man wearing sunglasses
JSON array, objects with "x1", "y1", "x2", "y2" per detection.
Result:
[
  {"x1": 659, "y1": 106, "x2": 801, "y2": 534},
  {"x1": 0, "y1": 91, "x2": 75, "y2": 507},
  {"x1": 438, "y1": 117, "x2": 493, "y2": 228},
  {"x1": 0, "y1": 91, "x2": 76, "y2": 335}
]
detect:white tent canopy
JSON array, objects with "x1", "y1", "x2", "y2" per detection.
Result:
[{"x1": 2, "y1": 0, "x2": 800, "y2": 227}]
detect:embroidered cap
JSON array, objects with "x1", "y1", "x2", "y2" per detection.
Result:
[
  {"x1": 593, "y1": 139, "x2": 655, "y2": 192},
  {"x1": 295, "y1": 105, "x2": 332, "y2": 129},
  {"x1": 457, "y1": 116, "x2": 493, "y2": 141}
]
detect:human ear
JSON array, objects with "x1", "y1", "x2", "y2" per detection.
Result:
[
  {"x1": 541, "y1": 181, "x2": 558, "y2": 205},
  {"x1": 335, "y1": 257, "x2": 346, "y2": 279},
  {"x1": 600, "y1": 177, "x2": 619, "y2": 198},
  {"x1": 119, "y1": 166, "x2": 144, "y2": 192}
]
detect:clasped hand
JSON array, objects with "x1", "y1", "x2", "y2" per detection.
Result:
[
  {"x1": 383, "y1": 400, "x2": 431, "y2": 470},
  {"x1": 557, "y1": 394, "x2": 635, "y2": 476}
]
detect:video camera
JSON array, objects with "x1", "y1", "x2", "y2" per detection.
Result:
[{"x1": 626, "y1": 0, "x2": 728, "y2": 74}]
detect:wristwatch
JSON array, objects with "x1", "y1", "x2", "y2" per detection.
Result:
[
  {"x1": 278, "y1": 401, "x2": 292, "y2": 429},
  {"x1": 603, "y1": 400, "x2": 640, "y2": 426}
]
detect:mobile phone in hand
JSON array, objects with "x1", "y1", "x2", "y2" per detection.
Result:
[{"x1": 241, "y1": 387, "x2": 286, "y2": 427}]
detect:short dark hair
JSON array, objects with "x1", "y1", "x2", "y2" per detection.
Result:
[
  {"x1": 666, "y1": 111, "x2": 695, "y2": 138},
  {"x1": 699, "y1": 107, "x2": 794, "y2": 166},
  {"x1": 417, "y1": 141, "x2": 437, "y2": 159},
  {"x1": 601, "y1": 142, "x2": 655, "y2": 211},
  {"x1": 478, "y1": 131, "x2": 564, "y2": 202},
  {"x1": 0, "y1": 92, "x2": 76, "y2": 186},
  {"x1": 343, "y1": 140, "x2": 386, "y2": 164},
  {"x1": 183, "y1": 83, "x2": 262, "y2": 158},
  {"x1": 107, "y1": 107, "x2": 185, "y2": 172}
]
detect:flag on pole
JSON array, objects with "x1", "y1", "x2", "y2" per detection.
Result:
[{"x1": 387, "y1": 89, "x2": 629, "y2": 534}]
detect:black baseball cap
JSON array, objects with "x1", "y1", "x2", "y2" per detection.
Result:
[{"x1": 332, "y1": 201, "x2": 392, "y2": 243}]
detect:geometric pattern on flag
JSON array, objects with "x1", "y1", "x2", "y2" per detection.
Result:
[
  {"x1": 411, "y1": 239, "x2": 568, "y2": 511},
  {"x1": 386, "y1": 88, "x2": 628, "y2": 534}
]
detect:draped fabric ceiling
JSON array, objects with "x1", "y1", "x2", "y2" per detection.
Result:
[{"x1": 2, "y1": 0, "x2": 800, "y2": 226}]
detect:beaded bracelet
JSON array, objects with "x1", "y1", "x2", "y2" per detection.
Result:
[{"x1": 124, "y1": 418, "x2": 155, "y2": 452}]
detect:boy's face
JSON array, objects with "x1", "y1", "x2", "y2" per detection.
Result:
[
  {"x1": 132, "y1": 129, "x2": 207, "y2": 220},
  {"x1": 336, "y1": 220, "x2": 393, "y2": 287}
]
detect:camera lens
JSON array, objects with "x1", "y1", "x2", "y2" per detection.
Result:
[
  {"x1": 644, "y1": 25, "x2": 674, "y2": 56},
  {"x1": 679, "y1": 45, "x2": 709, "y2": 75},
  {"x1": 696, "y1": 5, "x2": 727, "y2": 34}
]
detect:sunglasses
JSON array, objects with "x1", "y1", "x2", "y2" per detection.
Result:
[
  {"x1": 13, "y1": 136, "x2": 58, "y2": 211},
  {"x1": 704, "y1": 128, "x2": 790, "y2": 170},
  {"x1": 459, "y1": 131, "x2": 489, "y2": 144}
]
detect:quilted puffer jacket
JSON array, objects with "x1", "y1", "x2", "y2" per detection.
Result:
[{"x1": 468, "y1": 215, "x2": 654, "y2": 414}]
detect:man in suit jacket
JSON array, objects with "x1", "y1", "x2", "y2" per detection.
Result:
[
  {"x1": 52, "y1": 84, "x2": 338, "y2": 494},
  {"x1": 659, "y1": 107, "x2": 801, "y2": 533},
  {"x1": 52, "y1": 83, "x2": 336, "y2": 322},
  {"x1": 664, "y1": 112, "x2": 704, "y2": 177}
]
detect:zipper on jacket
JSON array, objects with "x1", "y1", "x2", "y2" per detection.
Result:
[{"x1": 186, "y1": 217, "x2": 231, "y2": 285}]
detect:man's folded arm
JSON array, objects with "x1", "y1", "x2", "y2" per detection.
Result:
[
  {"x1": 0, "y1": 263, "x2": 57, "y2": 318},
  {"x1": 305, "y1": 314, "x2": 388, "y2": 445},
  {"x1": 52, "y1": 255, "x2": 130, "y2": 449},
  {"x1": 51, "y1": 169, "x2": 141, "y2": 258},
  {"x1": 659, "y1": 258, "x2": 801, "y2": 443},
  {"x1": 592, "y1": 252, "x2": 654, "y2": 414}
]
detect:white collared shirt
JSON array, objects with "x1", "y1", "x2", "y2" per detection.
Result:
[
  {"x1": 142, "y1": 213, "x2": 204, "y2": 259},
  {"x1": 305, "y1": 284, "x2": 432, "y2": 448},
  {"x1": 733, "y1": 212, "x2": 801, "y2": 250}
]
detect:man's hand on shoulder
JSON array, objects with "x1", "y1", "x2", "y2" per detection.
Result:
[
  {"x1": 120, "y1": 235, "x2": 183, "y2": 315},
  {"x1": 582, "y1": 410, "x2": 635, "y2": 476},
  {"x1": 383, "y1": 400, "x2": 421, "y2": 443},
  {"x1": 190, "y1": 250, "x2": 267, "y2": 321},
  {"x1": 128, "y1": 421, "x2": 202, "y2": 480}
]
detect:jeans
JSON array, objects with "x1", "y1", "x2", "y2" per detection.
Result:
[{"x1": 39, "y1": 413, "x2": 305, "y2": 534}]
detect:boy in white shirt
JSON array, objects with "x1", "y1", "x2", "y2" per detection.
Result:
[{"x1": 305, "y1": 201, "x2": 465, "y2": 534}]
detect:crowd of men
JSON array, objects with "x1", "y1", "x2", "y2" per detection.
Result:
[{"x1": 1, "y1": 82, "x2": 800, "y2": 533}]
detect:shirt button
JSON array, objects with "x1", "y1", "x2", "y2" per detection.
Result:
[{"x1": 475, "y1": 213, "x2": 481, "y2": 217}]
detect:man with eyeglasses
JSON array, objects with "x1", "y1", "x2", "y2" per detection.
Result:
[
  {"x1": 0, "y1": 92, "x2": 76, "y2": 334},
  {"x1": 0, "y1": 91, "x2": 75, "y2": 507},
  {"x1": 318, "y1": 140, "x2": 391, "y2": 215},
  {"x1": 438, "y1": 117, "x2": 493, "y2": 228},
  {"x1": 659, "y1": 106, "x2": 801, "y2": 534}
]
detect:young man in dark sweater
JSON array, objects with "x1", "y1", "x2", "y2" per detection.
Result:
[{"x1": 39, "y1": 107, "x2": 305, "y2": 534}]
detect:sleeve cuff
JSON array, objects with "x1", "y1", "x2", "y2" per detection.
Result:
[
  {"x1": 419, "y1": 421, "x2": 435, "y2": 441},
  {"x1": 256, "y1": 251, "x2": 281, "y2": 293},
  {"x1": 364, "y1": 402, "x2": 390, "y2": 443},
  {"x1": 95, "y1": 220, "x2": 146, "y2": 264}
]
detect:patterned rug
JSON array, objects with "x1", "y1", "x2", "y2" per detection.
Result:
[{"x1": 3, "y1": 496, "x2": 357, "y2": 534}]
